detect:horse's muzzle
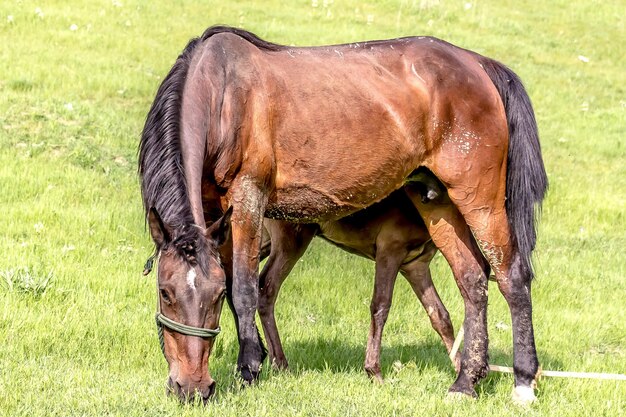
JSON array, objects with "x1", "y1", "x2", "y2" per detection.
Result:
[{"x1": 167, "y1": 376, "x2": 216, "y2": 403}]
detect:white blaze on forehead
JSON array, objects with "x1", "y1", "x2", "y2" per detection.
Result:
[{"x1": 186, "y1": 267, "x2": 197, "y2": 291}]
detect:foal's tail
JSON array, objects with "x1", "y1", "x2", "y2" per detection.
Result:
[{"x1": 480, "y1": 58, "x2": 548, "y2": 279}]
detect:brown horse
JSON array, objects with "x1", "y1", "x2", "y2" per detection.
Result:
[
  {"x1": 258, "y1": 185, "x2": 466, "y2": 383},
  {"x1": 139, "y1": 26, "x2": 547, "y2": 404}
]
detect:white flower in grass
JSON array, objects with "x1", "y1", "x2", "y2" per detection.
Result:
[
  {"x1": 7, "y1": 15, "x2": 14, "y2": 23},
  {"x1": 69, "y1": 23, "x2": 78, "y2": 31},
  {"x1": 580, "y1": 101, "x2": 589, "y2": 112},
  {"x1": 578, "y1": 55, "x2": 589, "y2": 63},
  {"x1": 366, "y1": 14, "x2": 374, "y2": 25},
  {"x1": 464, "y1": 3, "x2": 473, "y2": 10},
  {"x1": 64, "y1": 102, "x2": 74, "y2": 111},
  {"x1": 34, "y1": 222, "x2": 45, "y2": 234},
  {"x1": 35, "y1": 7, "x2": 44, "y2": 18},
  {"x1": 112, "y1": 0, "x2": 123, "y2": 7}
]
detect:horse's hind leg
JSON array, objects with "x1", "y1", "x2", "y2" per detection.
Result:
[
  {"x1": 451, "y1": 200, "x2": 539, "y2": 403},
  {"x1": 258, "y1": 221, "x2": 316, "y2": 370},
  {"x1": 425, "y1": 160, "x2": 539, "y2": 403},
  {"x1": 399, "y1": 250, "x2": 459, "y2": 373},
  {"x1": 405, "y1": 185, "x2": 490, "y2": 397}
]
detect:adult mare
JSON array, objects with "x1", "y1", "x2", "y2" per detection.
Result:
[{"x1": 138, "y1": 25, "x2": 547, "y2": 405}]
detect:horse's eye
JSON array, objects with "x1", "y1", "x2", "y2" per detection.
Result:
[{"x1": 160, "y1": 289, "x2": 172, "y2": 305}]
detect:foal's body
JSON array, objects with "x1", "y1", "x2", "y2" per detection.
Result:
[{"x1": 259, "y1": 189, "x2": 460, "y2": 381}]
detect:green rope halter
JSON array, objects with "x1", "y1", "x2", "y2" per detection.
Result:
[{"x1": 144, "y1": 254, "x2": 221, "y2": 359}]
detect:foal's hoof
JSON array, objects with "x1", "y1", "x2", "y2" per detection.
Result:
[
  {"x1": 365, "y1": 364, "x2": 384, "y2": 384},
  {"x1": 365, "y1": 370, "x2": 385, "y2": 384},
  {"x1": 370, "y1": 373, "x2": 384, "y2": 385},
  {"x1": 511, "y1": 386, "x2": 537, "y2": 406}
]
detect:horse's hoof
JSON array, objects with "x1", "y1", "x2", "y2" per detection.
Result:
[
  {"x1": 511, "y1": 386, "x2": 537, "y2": 406},
  {"x1": 239, "y1": 366, "x2": 260, "y2": 385},
  {"x1": 445, "y1": 391, "x2": 476, "y2": 402}
]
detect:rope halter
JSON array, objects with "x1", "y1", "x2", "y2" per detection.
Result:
[{"x1": 144, "y1": 254, "x2": 221, "y2": 358}]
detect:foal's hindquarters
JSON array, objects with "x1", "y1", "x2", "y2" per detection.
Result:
[{"x1": 257, "y1": 189, "x2": 460, "y2": 383}]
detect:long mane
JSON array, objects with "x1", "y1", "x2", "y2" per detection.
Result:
[{"x1": 138, "y1": 26, "x2": 283, "y2": 256}]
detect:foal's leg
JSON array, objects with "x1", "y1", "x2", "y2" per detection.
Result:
[
  {"x1": 258, "y1": 221, "x2": 316, "y2": 370},
  {"x1": 364, "y1": 248, "x2": 406, "y2": 383},
  {"x1": 405, "y1": 186, "x2": 490, "y2": 398},
  {"x1": 399, "y1": 253, "x2": 459, "y2": 373}
]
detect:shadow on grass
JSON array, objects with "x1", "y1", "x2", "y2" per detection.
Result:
[
  {"x1": 207, "y1": 328, "x2": 564, "y2": 399},
  {"x1": 266, "y1": 336, "x2": 564, "y2": 395},
  {"x1": 285, "y1": 337, "x2": 455, "y2": 376}
]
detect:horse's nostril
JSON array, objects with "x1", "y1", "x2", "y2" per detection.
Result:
[
  {"x1": 174, "y1": 380, "x2": 184, "y2": 393},
  {"x1": 205, "y1": 380, "x2": 217, "y2": 400}
]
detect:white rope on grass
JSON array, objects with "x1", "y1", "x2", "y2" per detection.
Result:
[{"x1": 448, "y1": 327, "x2": 626, "y2": 381}]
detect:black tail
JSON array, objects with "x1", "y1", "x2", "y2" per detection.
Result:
[{"x1": 480, "y1": 58, "x2": 548, "y2": 279}]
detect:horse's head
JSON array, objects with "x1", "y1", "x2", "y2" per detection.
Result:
[{"x1": 146, "y1": 207, "x2": 232, "y2": 403}]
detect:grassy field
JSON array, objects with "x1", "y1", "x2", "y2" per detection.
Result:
[{"x1": 1, "y1": 0, "x2": 624, "y2": 415}]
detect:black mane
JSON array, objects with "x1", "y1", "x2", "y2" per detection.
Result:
[{"x1": 138, "y1": 26, "x2": 284, "y2": 265}]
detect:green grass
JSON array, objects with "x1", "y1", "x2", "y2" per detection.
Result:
[{"x1": 1, "y1": 0, "x2": 624, "y2": 416}]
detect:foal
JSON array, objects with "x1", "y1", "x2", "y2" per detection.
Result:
[{"x1": 258, "y1": 182, "x2": 475, "y2": 381}]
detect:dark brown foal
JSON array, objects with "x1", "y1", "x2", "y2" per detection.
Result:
[{"x1": 257, "y1": 189, "x2": 460, "y2": 382}]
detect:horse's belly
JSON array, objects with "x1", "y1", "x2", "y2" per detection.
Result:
[{"x1": 264, "y1": 184, "x2": 367, "y2": 222}]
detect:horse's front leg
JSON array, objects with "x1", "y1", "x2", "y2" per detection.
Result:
[{"x1": 229, "y1": 177, "x2": 268, "y2": 383}]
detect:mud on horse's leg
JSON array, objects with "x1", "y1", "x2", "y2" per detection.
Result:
[
  {"x1": 405, "y1": 186, "x2": 490, "y2": 398},
  {"x1": 229, "y1": 177, "x2": 268, "y2": 383},
  {"x1": 465, "y1": 208, "x2": 540, "y2": 404}
]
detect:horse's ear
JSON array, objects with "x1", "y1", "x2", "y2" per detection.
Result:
[
  {"x1": 206, "y1": 206, "x2": 232, "y2": 246},
  {"x1": 148, "y1": 208, "x2": 171, "y2": 247}
]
